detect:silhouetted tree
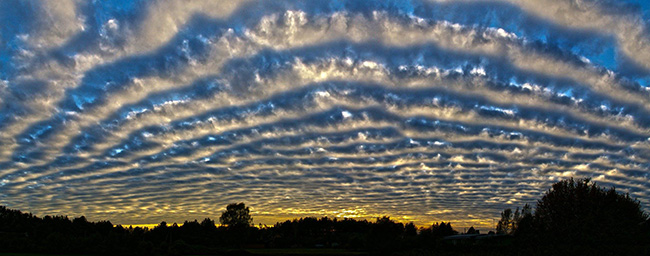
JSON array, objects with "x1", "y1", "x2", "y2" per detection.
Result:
[
  {"x1": 367, "y1": 216, "x2": 405, "y2": 252},
  {"x1": 533, "y1": 178, "x2": 648, "y2": 245},
  {"x1": 200, "y1": 218, "x2": 216, "y2": 230},
  {"x1": 497, "y1": 205, "x2": 532, "y2": 235},
  {"x1": 417, "y1": 221, "x2": 457, "y2": 248},
  {"x1": 404, "y1": 222, "x2": 417, "y2": 237},
  {"x1": 219, "y1": 203, "x2": 253, "y2": 248},
  {"x1": 496, "y1": 208, "x2": 513, "y2": 234},
  {"x1": 513, "y1": 204, "x2": 533, "y2": 236},
  {"x1": 430, "y1": 222, "x2": 456, "y2": 237},
  {"x1": 220, "y1": 203, "x2": 253, "y2": 227}
]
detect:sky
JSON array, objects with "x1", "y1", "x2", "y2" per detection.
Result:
[{"x1": 0, "y1": 0, "x2": 649, "y2": 229}]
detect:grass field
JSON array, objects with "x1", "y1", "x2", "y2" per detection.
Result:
[
  {"x1": 1, "y1": 250, "x2": 367, "y2": 256},
  {"x1": 0, "y1": 254, "x2": 90, "y2": 256},
  {"x1": 245, "y1": 249, "x2": 367, "y2": 255}
]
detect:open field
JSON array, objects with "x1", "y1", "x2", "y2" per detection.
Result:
[
  {"x1": 1, "y1": 250, "x2": 367, "y2": 256},
  {"x1": 245, "y1": 248, "x2": 367, "y2": 256},
  {"x1": 0, "y1": 254, "x2": 90, "y2": 256}
]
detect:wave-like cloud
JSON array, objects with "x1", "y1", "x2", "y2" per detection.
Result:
[{"x1": 0, "y1": 0, "x2": 649, "y2": 228}]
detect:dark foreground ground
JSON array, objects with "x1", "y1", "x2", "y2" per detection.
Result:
[
  {"x1": 1, "y1": 250, "x2": 367, "y2": 256},
  {"x1": 0, "y1": 249, "x2": 506, "y2": 256}
]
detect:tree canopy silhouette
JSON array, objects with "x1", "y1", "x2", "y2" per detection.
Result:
[
  {"x1": 497, "y1": 204, "x2": 532, "y2": 235},
  {"x1": 219, "y1": 202, "x2": 253, "y2": 227},
  {"x1": 492, "y1": 178, "x2": 650, "y2": 255},
  {"x1": 532, "y1": 178, "x2": 649, "y2": 245},
  {"x1": 496, "y1": 208, "x2": 513, "y2": 235}
]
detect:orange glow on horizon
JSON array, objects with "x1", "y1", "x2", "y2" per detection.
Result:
[{"x1": 116, "y1": 215, "x2": 497, "y2": 231}]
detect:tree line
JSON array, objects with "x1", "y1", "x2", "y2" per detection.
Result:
[
  {"x1": 0, "y1": 204, "x2": 456, "y2": 255},
  {"x1": 0, "y1": 178, "x2": 649, "y2": 255},
  {"x1": 494, "y1": 178, "x2": 650, "y2": 255}
]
